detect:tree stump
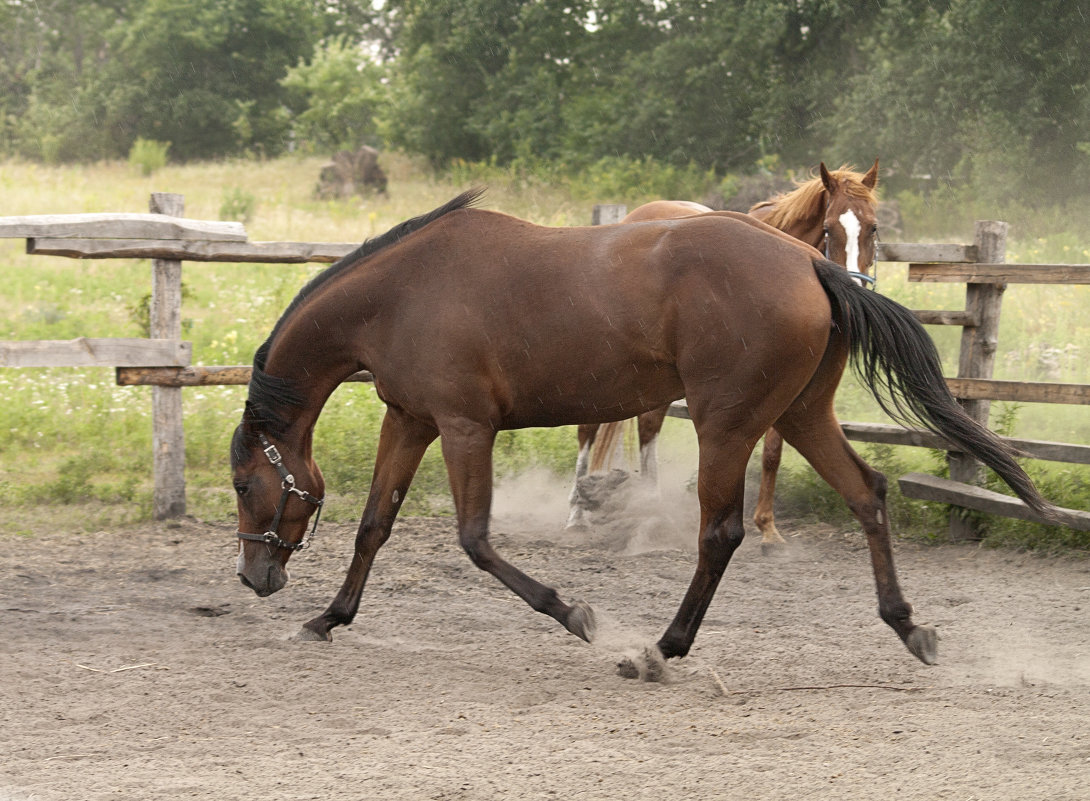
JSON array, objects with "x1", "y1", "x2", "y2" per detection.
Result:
[{"x1": 315, "y1": 146, "x2": 388, "y2": 199}]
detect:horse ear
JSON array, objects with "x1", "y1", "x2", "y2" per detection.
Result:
[
  {"x1": 863, "y1": 158, "x2": 880, "y2": 190},
  {"x1": 819, "y1": 162, "x2": 837, "y2": 193}
]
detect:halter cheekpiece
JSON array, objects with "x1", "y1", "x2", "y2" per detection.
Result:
[{"x1": 236, "y1": 431, "x2": 324, "y2": 551}]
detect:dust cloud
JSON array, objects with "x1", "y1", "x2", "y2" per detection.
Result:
[{"x1": 491, "y1": 457, "x2": 700, "y2": 555}]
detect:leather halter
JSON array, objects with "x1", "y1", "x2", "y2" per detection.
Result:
[
  {"x1": 236, "y1": 432, "x2": 324, "y2": 551},
  {"x1": 823, "y1": 226, "x2": 878, "y2": 289}
]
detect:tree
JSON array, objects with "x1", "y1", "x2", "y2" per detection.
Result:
[
  {"x1": 281, "y1": 37, "x2": 388, "y2": 152},
  {"x1": 4, "y1": 0, "x2": 132, "y2": 161},
  {"x1": 826, "y1": 0, "x2": 1090, "y2": 200},
  {"x1": 98, "y1": 0, "x2": 321, "y2": 160}
]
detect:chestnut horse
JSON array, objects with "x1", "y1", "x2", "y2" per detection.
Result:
[
  {"x1": 232, "y1": 190, "x2": 1054, "y2": 675},
  {"x1": 567, "y1": 162, "x2": 880, "y2": 552}
]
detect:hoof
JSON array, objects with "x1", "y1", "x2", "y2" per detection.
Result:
[
  {"x1": 616, "y1": 645, "x2": 667, "y2": 682},
  {"x1": 293, "y1": 624, "x2": 333, "y2": 643},
  {"x1": 566, "y1": 600, "x2": 597, "y2": 642},
  {"x1": 905, "y1": 625, "x2": 938, "y2": 665},
  {"x1": 760, "y1": 539, "x2": 789, "y2": 557}
]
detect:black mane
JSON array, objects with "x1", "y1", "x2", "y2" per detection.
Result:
[{"x1": 245, "y1": 188, "x2": 485, "y2": 433}]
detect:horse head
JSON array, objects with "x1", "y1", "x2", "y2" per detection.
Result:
[
  {"x1": 819, "y1": 159, "x2": 880, "y2": 284},
  {"x1": 231, "y1": 403, "x2": 325, "y2": 597}
]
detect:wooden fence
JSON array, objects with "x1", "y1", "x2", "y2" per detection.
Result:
[{"x1": 2, "y1": 197, "x2": 1088, "y2": 536}]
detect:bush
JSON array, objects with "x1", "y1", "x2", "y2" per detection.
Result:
[
  {"x1": 220, "y1": 187, "x2": 257, "y2": 223},
  {"x1": 128, "y1": 138, "x2": 171, "y2": 176}
]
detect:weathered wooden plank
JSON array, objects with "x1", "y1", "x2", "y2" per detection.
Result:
[
  {"x1": 839, "y1": 422, "x2": 1090, "y2": 465},
  {"x1": 945, "y1": 378, "x2": 1090, "y2": 405},
  {"x1": 27, "y1": 237, "x2": 987, "y2": 267},
  {"x1": 839, "y1": 422, "x2": 949, "y2": 450},
  {"x1": 27, "y1": 238, "x2": 357, "y2": 263},
  {"x1": 912, "y1": 309, "x2": 979, "y2": 326},
  {"x1": 909, "y1": 262, "x2": 1090, "y2": 284},
  {"x1": 592, "y1": 204, "x2": 628, "y2": 225},
  {"x1": 666, "y1": 399, "x2": 689, "y2": 419},
  {"x1": 877, "y1": 242, "x2": 976, "y2": 263},
  {"x1": 0, "y1": 338, "x2": 191, "y2": 367},
  {"x1": 0, "y1": 213, "x2": 247, "y2": 242},
  {"x1": 663, "y1": 411, "x2": 1090, "y2": 466},
  {"x1": 116, "y1": 365, "x2": 374, "y2": 386},
  {"x1": 898, "y1": 472, "x2": 1090, "y2": 531}
]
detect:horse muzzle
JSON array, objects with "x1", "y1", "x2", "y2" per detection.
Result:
[{"x1": 236, "y1": 549, "x2": 289, "y2": 597}]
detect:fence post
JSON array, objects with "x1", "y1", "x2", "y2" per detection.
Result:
[
  {"x1": 149, "y1": 192, "x2": 187, "y2": 519},
  {"x1": 592, "y1": 204, "x2": 627, "y2": 226},
  {"x1": 947, "y1": 220, "x2": 1008, "y2": 541}
]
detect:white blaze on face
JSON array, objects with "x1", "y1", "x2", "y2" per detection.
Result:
[
  {"x1": 841, "y1": 210, "x2": 858, "y2": 272},
  {"x1": 838, "y1": 209, "x2": 862, "y2": 274}
]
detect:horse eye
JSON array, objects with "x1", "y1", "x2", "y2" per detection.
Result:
[{"x1": 234, "y1": 482, "x2": 249, "y2": 497}]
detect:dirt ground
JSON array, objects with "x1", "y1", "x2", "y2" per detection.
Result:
[{"x1": 3, "y1": 476, "x2": 1090, "y2": 800}]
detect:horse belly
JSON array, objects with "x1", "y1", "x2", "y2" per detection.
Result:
[{"x1": 496, "y1": 359, "x2": 684, "y2": 430}]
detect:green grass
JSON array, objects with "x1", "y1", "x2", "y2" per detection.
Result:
[{"x1": 1, "y1": 155, "x2": 1088, "y2": 551}]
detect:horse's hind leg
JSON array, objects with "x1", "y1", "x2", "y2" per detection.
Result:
[
  {"x1": 566, "y1": 423, "x2": 599, "y2": 529},
  {"x1": 444, "y1": 420, "x2": 595, "y2": 641},
  {"x1": 752, "y1": 427, "x2": 789, "y2": 553},
  {"x1": 775, "y1": 407, "x2": 938, "y2": 665},
  {"x1": 298, "y1": 406, "x2": 437, "y2": 642}
]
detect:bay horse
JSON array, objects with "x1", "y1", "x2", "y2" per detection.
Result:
[
  {"x1": 232, "y1": 189, "x2": 1054, "y2": 674},
  {"x1": 567, "y1": 161, "x2": 881, "y2": 555}
]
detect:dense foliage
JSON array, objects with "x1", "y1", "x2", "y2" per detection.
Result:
[{"x1": 2, "y1": 0, "x2": 1088, "y2": 199}]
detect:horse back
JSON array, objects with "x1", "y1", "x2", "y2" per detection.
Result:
[{"x1": 358, "y1": 210, "x2": 833, "y2": 430}]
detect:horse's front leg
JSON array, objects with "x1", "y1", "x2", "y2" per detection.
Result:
[
  {"x1": 445, "y1": 419, "x2": 596, "y2": 641},
  {"x1": 297, "y1": 407, "x2": 436, "y2": 642}
]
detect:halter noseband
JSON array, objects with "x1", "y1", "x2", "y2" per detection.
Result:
[{"x1": 236, "y1": 432, "x2": 324, "y2": 552}]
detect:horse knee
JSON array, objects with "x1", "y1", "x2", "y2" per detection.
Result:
[
  {"x1": 701, "y1": 515, "x2": 745, "y2": 558},
  {"x1": 355, "y1": 519, "x2": 392, "y2": 551}
]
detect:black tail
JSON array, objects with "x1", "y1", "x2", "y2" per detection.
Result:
[{"x1": 812, "y1": 258, "x2": 1056, "y2": 520}]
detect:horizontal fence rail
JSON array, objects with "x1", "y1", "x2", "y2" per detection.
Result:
[
  {"x1": 1, "y1": 338, "x2": 191, "y2": 368},
  {"x1": 1, "y1": 201, "x2": 1087, "y2": 537},
  {"x1": 1, "y1": 213, "x2": 247, "y2": 242}
]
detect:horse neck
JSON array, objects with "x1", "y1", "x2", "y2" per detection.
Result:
[
  {"x1": 750, "y1": 194, "x2": 827, "y2": 251},
  {"x1": 260, "y1": 282, "x2": 377, "y2": 439},
  {"x1": 779, "y1": 198, "x2": 827, "y2": 251}
]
